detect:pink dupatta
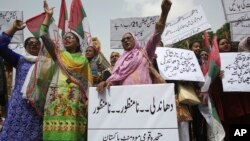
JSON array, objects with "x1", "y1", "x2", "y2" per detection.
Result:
[{"x1": 107, "y1": 33, "x2": 144, "y2": 84}]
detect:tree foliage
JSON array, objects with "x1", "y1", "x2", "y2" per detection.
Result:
[
  {"x1": 173, "y1": 31, "x2": 213, "y2": 50},
  {"x1": 171, "y1": 22, "x2": 238, "y2": 51}
]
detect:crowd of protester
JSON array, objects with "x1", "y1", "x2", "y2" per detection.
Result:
[{"x1": 0, "y1": 0, "x2": 250, "y2": 141}]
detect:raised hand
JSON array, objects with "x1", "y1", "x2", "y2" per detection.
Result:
[
  {"x1": 43, "y1": 0, "x2": 54, "y2": 16},
  {"x1": 42, "y1": 0, "x2": 54, "y2": 26},
  {"x1": 156, "y1": 0, "x2": 172, "y2": 33},
  {"x1": 161, "y1": 0, "x2": 172, "y2": 15},
  {"x1": 13, "y1": 20, "x2": 25, "y2": 31},
  {"x1": 5, "y1": 20, "x2": 25, "y2": 36}
]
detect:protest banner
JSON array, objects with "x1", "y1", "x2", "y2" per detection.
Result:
[
  {"x1": 110, "y1": 15, "x2": 159, "y2": 49},
  {"x1": 220, "y1": 52, "x2": 250, "y2": 92},
  {"x1": 0, "y1": 11, "x2": 23, "y2": 43},
  {"x1": 162, "y1": 6, "x2": 211, "y2": 45},
  {"x1": 221, "y1": 0, "x2": 250, "y2": 22},
  {"x1": 221, "y1": 0, "x2": 250, "y2": 41},
  {"x1": 230, "y1": 20, "x2": 250, "y2": 42},
  {"x1": 156, "y1": 47, "x2": 205, "y2": 82},
  {"x1": 88, "y1": 84, "x2": 179, "y2": 141}
]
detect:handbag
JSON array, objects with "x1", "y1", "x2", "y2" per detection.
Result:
[
  {"x1": 140, "y1": 49, "x2": 165, "y2": 84},
  {"x1": 177, "y1": 83, "x2": 201, "y2": 105}
]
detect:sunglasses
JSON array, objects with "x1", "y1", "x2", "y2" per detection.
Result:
[
  {"x1": 121, "y1": 36, "x2": 132, "y2": 43},
  {"x1": 27, "y1": 41, "x2": 40, "y2": 46},
  {"x1": 63, "y1": 35, "x2": 75, "y2": 40}
]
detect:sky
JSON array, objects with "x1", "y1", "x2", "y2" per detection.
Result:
[{"x1": 0, "y1": 0, "x2": 226, "y2": 60}]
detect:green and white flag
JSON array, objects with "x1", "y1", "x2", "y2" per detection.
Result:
[
  {"x1": 199, "y1": 35, "x2": 225, "y2": 141},
  {"x1": 26, "y1": 12, "x2": 63, "y2": 49}
]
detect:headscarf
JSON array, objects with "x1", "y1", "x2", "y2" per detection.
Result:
[
  {"x1": 21, "y1": 50, "x2": 38, "y2": 99},
  {"x1": 87, "y1": 46, "x2": 99, "y2": 76},
  {"x1": 21, "y1": 37, "x2": 40, "y2": 98},
  {"x1": 26, "y1": 34, "x2": 92, "y2": 116},
  {"x1": 107, "y1": 33, "x2": 144, "y2": 83},
  {"x1": 87, "y1": 46, "x2": 111, "y2": 85},
  {"x1": 238, "y1": 36, "x2": 250, "y2": 52},
  {"x1": 91, "y1": 37, "x2": 111, "y2": 70}
]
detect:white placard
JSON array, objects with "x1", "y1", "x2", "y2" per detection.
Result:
[
  {"x1": 156, "y1": 47, "x2": 205, "y2": 82},
  {"x1": 0, "y1": 11, "x2": 23, "y2": 43},
  {"x1": 230, "y1": 20, "x2": 250, "y2": 42},
  {"x1": 110, "y1": 15, "x2": 159, "y2": 49},
  {"x1": 220, "y1": 52, "x2": 250, "y2": 92},
  {"x1": 222, "y1": 0, "x2": 250, "y2": 22},
  {"x1": 162, "y1": 6, "x2": 211, "y2": 45},
  {"x1": 88, "y1": 84, "x2": 179, "y2": 141}
]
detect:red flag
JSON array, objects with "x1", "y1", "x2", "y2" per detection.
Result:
[
  {"x1": 200, "y1": 35, "x2": 224, "y2": 141},
  {"x1": 26, "y1": 12, "x2": 63, "y2": 49},
  {"x1": 201, "y1": 35, "x2": 221, "y2": 92},
  {"x1": 26, "y1": 13, "x2": 46, "y2": 38},
  {"x1": 203, "y1": 31, "x2": 210, "y2": 49},
  {"x1": 208, "y1": 35, "x2": 221, "y2": 75},
  {"x1": 58, "y1": 0, "x2": 68, "y2": 36},
  {"x1": 68, "y1": 0, "x2": 86, "y2": 38},
  {"x1": 201, "y1": 33, "x2": 220, "y2": 76}
]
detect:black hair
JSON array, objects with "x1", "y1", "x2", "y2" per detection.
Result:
[
  {"x1": 216, "y1": 38, "x2": 235, "y2": 52},
  {"x1": 217, "y1": 38, "x2": 231, "y2": 46},
  {"x1": 188, "y1": 41, "x2": 201, "y2": 50}
]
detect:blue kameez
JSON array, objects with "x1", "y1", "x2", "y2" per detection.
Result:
[{"x1": 0, "y1": 32, "x2": 42, "y2": 141}]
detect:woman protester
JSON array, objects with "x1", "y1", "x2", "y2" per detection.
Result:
[
  {"x1": 97, "y1": 0, "x2": 172, "y2": 93},
  {"x1": 26, "y1": 1, "x2": 92, "y2": 140},
  {"x1": 85, "y1": 43, "x2": 111, "y2": 86},
  {"x1": 110, "y1": 51, "x2": 120, "y2": 71},
  {"x1": 208, "y1": 38, "x2": 250, "y2": 140},
  {"x1": 0, "y1": 20, "x2": 42, "y2": 140},
  {"x1": 188, "y1": 40, "x2": 208, "y2": 141},
  {"x1": 200, "y1": 50, "x2": 208, "y2": 75},
  {"x1": 85, "y1": 46, "x2": 102, "y2": 86}
]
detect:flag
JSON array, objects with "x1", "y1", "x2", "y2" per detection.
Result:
[
  {"x1": 199, "y1": 97, "x2": 225, "y2": 141},
  {"x1": 69, "y1": 0, "x2": 86, "y2": 38},
  {"x1": 203, "y1": 31, "x2": 210, "y2": 50},
  {"x1": 26, "y1": 13, "x2": 46, "y2": 38},
  {"x1": 58, "y1": 0, "x2": 68, "y2": 36},
  {"x1": 201, "y1": 35, "x2": 221, "y2": 92},
  {"x1": 199, "y1": 35, "x2": 225, "y2": 141},
  {"x1": 26, "y1": 13, "x2": 63, "y2": 49},
  {"x1": 69, "y1": 0, "x2": 92, "y2": 49}
]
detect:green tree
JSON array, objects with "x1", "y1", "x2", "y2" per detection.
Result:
[
  {"x1": 216, "y1": 23, "x2": 230, "y2": 40},
  {"x1": 173, "y1": 31, "x2": 214, "y2": 50}
]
